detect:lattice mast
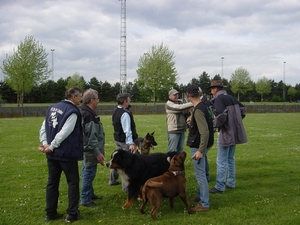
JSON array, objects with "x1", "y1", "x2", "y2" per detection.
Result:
[{"x1": 120, "y1": 0, "x2": 127, "y2": 93}]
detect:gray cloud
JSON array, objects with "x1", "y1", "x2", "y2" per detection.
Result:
[{"x1": 0, "y1": 0, "x2": 299, "y2": 87}]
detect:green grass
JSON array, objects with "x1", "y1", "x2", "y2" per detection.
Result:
[{"x1": 0, "y1": 114, "x2": 300, "y2": 225}]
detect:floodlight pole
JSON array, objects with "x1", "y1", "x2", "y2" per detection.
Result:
[
  {"x1": 221, "y1": 57, "x2": 224, "y2": 80},
  {"x1": 283, "y1": 61, "x2": 286, "y2": 101},
  {"x1": 51, "y1": 49, "x2": 55, "y2": 80}
]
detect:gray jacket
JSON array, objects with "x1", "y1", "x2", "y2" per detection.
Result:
[
  {"x1": 81, "y1": 104, "x2": 105, "y2": 166},
  {"x1": 165, "y1": 99, "x2": 193, "y2": 133},
  {"x1": 211, "y1": 90, "x2": 247, "y2": 147}
]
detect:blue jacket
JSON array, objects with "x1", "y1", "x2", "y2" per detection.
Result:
[{"x1": 45, "y1": 100, "x2": 83, "y2": 162}]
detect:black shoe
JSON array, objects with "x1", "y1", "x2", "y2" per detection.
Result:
[
  {"x1": 81, "y1": 201, "x2": 98, "y2": 207},
  {"x1": 109, "y1": 181, "x2": 121, "y2": 186},
  {"x1": 226, "y1": 185, "x2": 235, "y2": 189},
  {"x1": 45, "y1": 213, "x2": 63, "y2": 222},
  {"x1": 92, "y1": 195, "x2": 102, "y2": 200},
  {"x1": 209, "y1": 187, "x2": 224, "y2": 194},
  {"x1": 65, "y1": 212, "x2": 80, "y2": 223}
]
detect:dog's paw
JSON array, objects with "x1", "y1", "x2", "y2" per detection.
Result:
[{"x1": 122, "y1": 199, "x2": 134, "y2": 209}]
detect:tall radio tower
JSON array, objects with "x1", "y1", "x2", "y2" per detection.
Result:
[{"x1": 120, "y1": 0, "x2": 127, "y2": 93}]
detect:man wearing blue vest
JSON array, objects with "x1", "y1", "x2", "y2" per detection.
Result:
[{"x1": 39, "y1": 87, "x2": 83, "y2": 223}]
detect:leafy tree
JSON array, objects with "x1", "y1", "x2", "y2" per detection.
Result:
[
  {"x1": 136, "y1": 43, "x2": 178, "y2": 104},
  {"x1": 198, "y1": 71, "x2": 211, "y2": 96},
  {"x1": 112, "y1": 82, "x2": 121, "y2": 100},
  {"x1": 87, "y1": 77, "x2": 99, "y2": 89},
  {"x1": 1, "y1": 35, "x2": 51, "y2": 106},
  {"x1": 256, "y1": 76, "x2": 271, "y2": 102},
  {"x1": 130, "y1": 82, "x2": 141, "y2": 102},
  {"x1": 230, "y1": 67, "x2": 253, "y2": 101},
  {"x1": 0, "y1": 81, "x2": 16, "y2": 103},
  {"x1": 56, "y1": 78, "x2": 68, "y2": 101},
  {"x1": 101, "y1": 81, "x2": 113, "y2": 102},
  {"x1": 287, "y1": 86, "x2": 297, "y2": 102},
  {"x1": 66, "y1": 72, "x2": 85, "y2": 91}
]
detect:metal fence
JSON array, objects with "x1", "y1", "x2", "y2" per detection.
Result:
[{"x1": 0, "y1": 104, "x2": 299, "y2": 118}]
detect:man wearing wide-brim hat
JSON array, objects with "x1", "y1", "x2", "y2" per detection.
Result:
[{"x1": 207, "y1": 80, "x2": 247, "y2": 194}]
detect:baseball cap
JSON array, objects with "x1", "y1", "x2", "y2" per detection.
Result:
[{"x1": 168, "y1": 89, "x2": 179, "y2": 95}]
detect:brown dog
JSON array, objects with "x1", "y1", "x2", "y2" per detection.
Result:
[{"x1": 140, "y1": 151, "x2": 194, "y2": 220}]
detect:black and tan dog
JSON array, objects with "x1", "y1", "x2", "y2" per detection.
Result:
[
  {"x1": 133, "y1": 132, "x2": 157, "y2": 155},
  {"x1": 140, "y1": 151, "x2": 194, "y2": 220},
  {"x1": 106, "y1": 149, "x2": 177, "y2": 209}
]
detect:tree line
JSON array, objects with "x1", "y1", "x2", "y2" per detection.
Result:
[
  {"x1": 1, "y1": 36, "x2": 300, "y2": 105},
  {"x1": 1, "y1": 72, "x2": 300, "y2": 105}
]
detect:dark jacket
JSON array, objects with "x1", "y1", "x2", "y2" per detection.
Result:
[
  {"x1": 80, "y1": 104, "x2": 105, "y2": 166},
  {"x1": 112, "y1": 107, "x2": 138, "y2": 142},
  {"x1": 187, "y1": 101, "x2": 214, "y2": 152},
  {"x1": 45, "y1": 100, "x2": 83, "y2": 162},
  {"x1": 211, "y1": 90, "x2": 247, "y2": 147}
]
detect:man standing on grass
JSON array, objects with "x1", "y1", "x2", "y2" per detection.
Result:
[
  {"x1": 80, "y1": 89, "x2": 105, "y2": 207},
  {"x1": 109, "y1": 93, "x2": 138, "y2": 191},
  {"x1": 186, "y1": 84, "x2": 214, "y2": 212},
  {"x1": 208, "y1": 80, "x2": 247, "y2": 194},
  {"x1": 166, "y1": 88, "x2": 193, "y2": 153},
  {"x1": 39, "y1": 87, "x2": 83, "y2": 223}
]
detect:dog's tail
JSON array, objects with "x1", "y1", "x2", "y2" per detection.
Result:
[{"x1": 145, "y1": 181, "x2": 163, "y2": 188}]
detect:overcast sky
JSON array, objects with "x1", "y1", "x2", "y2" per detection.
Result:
[{"x1": 0, "y1": 0, "x2": 299, "y2": 87}]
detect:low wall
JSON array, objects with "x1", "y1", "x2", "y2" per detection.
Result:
[{"x1": 0, "y1": 104, "x2": 299, "y2": 118}]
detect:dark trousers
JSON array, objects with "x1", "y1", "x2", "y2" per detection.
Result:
[{"x1": 46, "y1": 159, "x2": 79, "y2": 216}]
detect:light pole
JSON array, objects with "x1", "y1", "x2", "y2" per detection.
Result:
[
  {"x1": 283, "y1": 61, "x2": 286, "y2": 102},
  {"x1": 51, "y1": 49, "x2": 55, "y2": 80},
  {"x1": 221, "y1": 57, "x2": 224, "y2": 80}
]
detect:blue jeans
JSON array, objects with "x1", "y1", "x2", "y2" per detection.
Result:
[
  {"x1": 167, "y1": 132, "x2": 185, "y2": 153},
  {"x1": 215, "y1": 136, "x2": 236, "y2": 191},
  {"x1": 190, "y1": 147, "x2": 209, "y2": 208},
  {"x1": 81, "y1": 163, "x2": 97, "y2": 204}
]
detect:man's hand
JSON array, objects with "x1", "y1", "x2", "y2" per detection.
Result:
[
  {"x1": 128, "y1": 144, "x2": 135, "y2": 152},
  {"x1": 96, "y1": 153, "x2": 105, "y2": 166},
  {"x1": 192, "y1": 151, "x2": 203, "y2": 161},
  {"x1": 38, "y1": 144, "x2": 52, "y2": 153}
]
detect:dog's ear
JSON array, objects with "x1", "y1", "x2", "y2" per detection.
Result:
[
  {"x1": 150, "y1": 131, "x2": 155, "y2": 135},
  {"x1": 179, "y1": 151, "x2": 187, "y2": 161},
  {"x1": 167, "y1": 156, "x2": 171, "y2": 163}
]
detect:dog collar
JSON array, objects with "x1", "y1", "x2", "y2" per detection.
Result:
[{"x1": 170, "y1": 170, "x2": 185, "y2": 176}]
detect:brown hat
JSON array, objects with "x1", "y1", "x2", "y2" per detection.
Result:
[{"x1": 208, "y1": 80, "x2": 226, "y2": 89}]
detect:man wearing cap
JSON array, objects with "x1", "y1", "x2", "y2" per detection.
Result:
[
  {"x1": 208, "y1": 80, "x2": 247, "y2": 194},
  {"x1": 109, "y1": 93, "x2": 138, "y2": 190},
  {"x1": 165, "y1": 88, "x2": 193, "y2": 153},
  {"x1": 186, "y1": 84, "x2": 214, "y2": 212}
]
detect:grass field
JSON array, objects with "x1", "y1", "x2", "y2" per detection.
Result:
[{"x1": 0, "y1": 113, "x2": 299, "y2": 225}]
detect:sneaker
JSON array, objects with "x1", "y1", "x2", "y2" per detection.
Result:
[
  {"x1": 92, "y1": 195, "x2": 102, "y2": 200},
  {"x1": 44, "y1": 213, "x2": 63, "y2": 222},
  {"x1": 65, "y1": 212, "x2": 80, "y2": 223},
  {"x1": 191, "y1": 203, "x2": 209, "y2": 212},
  {"x1": 80, "y1": 201, "x2": 98, "y2": 207},
  {"x1": 209, "y1": 187, "x2": 224, "y2": 194},
  {"x1": 191, "y1": 196, "x2": 200, "y2": 202}
]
